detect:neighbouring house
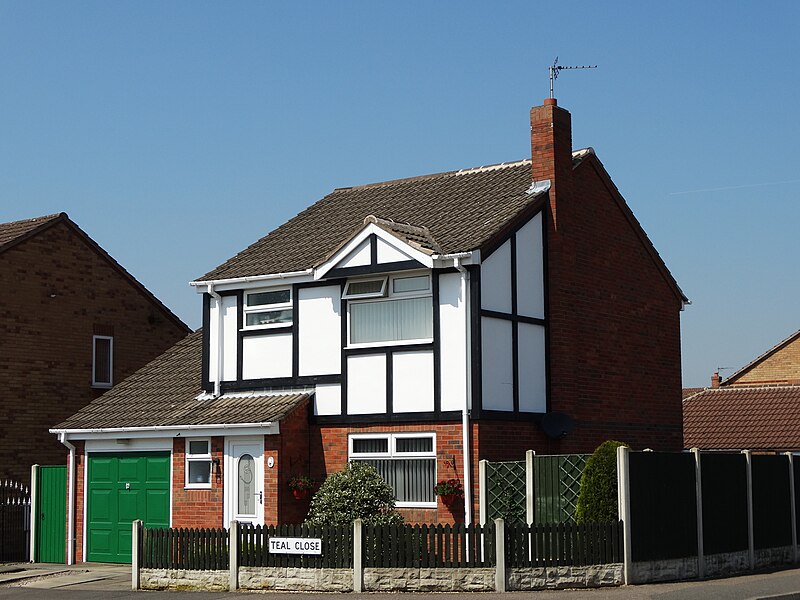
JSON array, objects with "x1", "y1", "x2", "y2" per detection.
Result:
[
  {"x1": 684, "y1": 328, "x2": 800, "y2": 451},
  {"x1": 0, "y1": 213, "x2": 191, "y2": 486},
  {"x1": 53, "y1": 98, "x2": 687, "y2": 564}
]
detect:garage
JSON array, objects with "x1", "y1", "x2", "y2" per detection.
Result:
[{"x1": 86, "y1": 452, "x2": 170, "y2": 563}]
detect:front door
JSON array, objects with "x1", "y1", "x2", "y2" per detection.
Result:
[{"x1": 225, "y1": 438, "x2": 264, "y2": 526}]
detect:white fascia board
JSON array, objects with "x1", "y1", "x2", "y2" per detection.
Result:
[
  {"x1": 189, "y1": 270, "x2": 315, "y2": 293},
  {"x1": 50, "y1": 422, "x2": 281, "y2": 440},
  {"x1": 314, "y1": 223, "x2": 434, "y2": 280},
  {"x1": 431, "y1": 249, "x2": 481, "y2": 269}
]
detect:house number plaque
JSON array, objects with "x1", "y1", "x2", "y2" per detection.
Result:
[{"x1": 268, "y1": 537, "x2": 322, "y2": 555}]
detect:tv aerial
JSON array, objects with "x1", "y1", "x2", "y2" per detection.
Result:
[{"x1": 549, "y1": 56, "x2": 597, "y2": 98}]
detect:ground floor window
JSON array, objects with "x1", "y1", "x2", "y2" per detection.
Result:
[
  {"x1": 348, "y1": 433, "x2": 436, "y2": 507},
  {"x1": 185, "y1": 438, "x2": 212, "y2": 488}
]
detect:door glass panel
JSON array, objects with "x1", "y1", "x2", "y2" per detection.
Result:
[{"x1": 238, "y1": 454, "x2": 255, "y2": 515}]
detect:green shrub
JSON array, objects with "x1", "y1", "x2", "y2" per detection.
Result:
[
  {"x1": 574, "y1": 440, "x2": 629, "y2": 523},
  {"x1": 305, "y1": 462, "x2": 404, "y2": 525}
]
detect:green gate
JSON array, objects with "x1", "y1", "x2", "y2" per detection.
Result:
[{"x1": 34, "y1": 465, "x2": 67, "y2": 563}]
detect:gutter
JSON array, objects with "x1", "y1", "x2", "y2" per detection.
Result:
[
  {"x1": 189, "y1": 269, "x2": 313, "y2": 289},
  {"x1": 58, "y1": 432, "x2": 76, "y2": 565},
  {"x1": 453, "y1": 256, "x2": 473, "y2": 526},
  {"x1": 49, "y1": 421, "x2": 277, "y2": 436}
]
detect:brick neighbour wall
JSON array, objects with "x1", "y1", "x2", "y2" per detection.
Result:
[
  {"x1": 726, "y1": 335, "x2": 800, "y2": 386},
  {"x1": 0, "y1": 220, "x2": 189, "y2": 484},
  {"x1": 172, "y1": 437, "x2": 225, "y2": 528},
  {"x1": 72, "y1": 440, "x2": 85, "y2": 563},
  {"x1": 275, "y1": 400, "x2": 311, "y2": 524}
]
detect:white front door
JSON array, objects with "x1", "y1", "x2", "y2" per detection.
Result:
[{"x1": 225, "y1": 437, "x2": 264, "y2": 526}]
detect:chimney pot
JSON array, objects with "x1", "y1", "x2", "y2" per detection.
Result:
[{"x1": 544, "y1": 97, "x2": 558, "y2": 106}]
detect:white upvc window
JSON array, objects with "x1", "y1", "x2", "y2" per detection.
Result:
[
  {"x1": 185, "y1": 438, "x2": 212, "y2": 488},
  {"x1": 346, "y1": 273, "x2": 432, "y2": 347},
  {"x1": 92, "y1": 335, "x2": 113, "y2": 388},
  {"x1": 349, "y1": 432, "x2": 436, "y2": 507},
  {"x1": 342, "y1": 277, "x2": 388, "y2": 300},
  {"x1": 243, "y1": 288, "x2": 293, "y2": 329}
]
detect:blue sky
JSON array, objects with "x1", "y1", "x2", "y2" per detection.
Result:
[{"x1": 1, "y1": 1, "x2": 798, "y2": 388}]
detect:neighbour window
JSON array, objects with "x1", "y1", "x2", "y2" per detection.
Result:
[
  {"x1": 92, "y1": 335, "x2": 113, "y2": 388},
  {"x1": 243, "y1": 288, "x2": 292, "y2": 328},
  {"x1": 347, "y1": 273, "x2": 432, "y2": 346},
  {"x1": 185, "y1": 438, "x2": 212, "y2": 488},
  {"x1": 349, "y1": 433, "x2": 436, "y2": 507}
]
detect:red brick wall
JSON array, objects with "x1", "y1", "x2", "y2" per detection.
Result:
[
  {"x1": 274, "y1": 400, "x2": 311, "y2": 524},
  {"x1": 72, "y1": 441, "x2": 85, "y2": 563},
  {"x1": 172, "y1": 437, "x2": 225, "y2": 528},
  {"x1": 0, "y1": 220, "x2": 189, "y2": 484}
]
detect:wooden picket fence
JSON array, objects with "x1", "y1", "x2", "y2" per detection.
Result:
[
  {"x1": 506, "y1": 521, "x2": 623, "y2": 567},
  {"x1": 364, "y1": 522, "x2": 494, "y2": 568},
  {"x1": 239, "y1": 523, "x2": 353, "y2": 568},
  {"x1": 141, "y1": 527, "x2": 229, "y2": 570}
]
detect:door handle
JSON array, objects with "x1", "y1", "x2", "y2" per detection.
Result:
[{"x1": 257, "y1": 491, "x2": 263, "y2": 504}]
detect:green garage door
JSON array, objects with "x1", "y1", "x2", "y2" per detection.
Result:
[{"x1": 86, "y1": 452, "x2": 170, "y2": 563}]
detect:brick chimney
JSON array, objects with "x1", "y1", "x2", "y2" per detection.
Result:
[
  {"x1": 530, "y1": 98, "x2": 573, "y2": 229},
  {"x1": 711, "y1": 372, "x2": 721, "y2": 389}
]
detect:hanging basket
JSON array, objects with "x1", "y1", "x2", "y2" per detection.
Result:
[
  {"x1": 292, "y1": 488, "x2": 310, "y2": 501},
  {"x1": 440, "y1": 493, "x2": 459, "y2": 507}
]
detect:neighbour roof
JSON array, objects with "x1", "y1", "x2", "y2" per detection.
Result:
[
  {"x1": 0, "y1": 212, "x2": 190, "y2": 333},
  {"x1": 682, "y1": 387, "x2": 703, "y2": 400},
  {"x1": 683, "y1": 385, "x2": 800, "y2": 451},
  {"x1": 722, "y1": 328, "x2": 800, "y2": 386},
  {"x1": 197, "y1": 158, "x2": 546, "y2": 281},
  {"x1": 53, "y1": 331, "x2": 308, "y2": 430}
]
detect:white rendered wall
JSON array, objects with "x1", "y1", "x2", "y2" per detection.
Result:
[
  {"x1": 347, "y1": 354, "x2": 387, "y2": 414},
  {"x1": 517, "y1": 323, "x2": 547, "y2": 412},
  {"x1": 314, "y1": 384, "x2": 341, "y2": 416},
  {"x1": 209, "y1": 295, "x2": 238, "y2": 382},
  {"x1": 298, "y1": 286, "x2": 342, "y2": 376},
  {"x1": 439, "y1": 272, "x2": 468, "y2": 411},
  {"x1": 480, "y1": 239, "x2": 512, "y2": 313},
  {"x1": 242, "y1": 334, "x2": 292, "y2": 379},
  {"x1": 376, "y1": 237, "x2": 413, "y2": 263},
  {"x1": 337, "y1": 238, "x2": 371, "y2": 268},
  {"x1": 481, "y1": 317, "x2": 513, "y2": 411},
  {"x1": 515, "y1": 214, "x2": 545, "y2": 319},
  {"x1": 392, "y1": 351, "x2": 434, "y2": 412}
]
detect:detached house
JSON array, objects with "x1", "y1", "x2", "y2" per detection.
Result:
[
  {"x1": 53, "y1": 99, "x2": 687, "y2": 564},
  {"x1": 0, "y1": 213, "x2": 191, "y2": 486}
]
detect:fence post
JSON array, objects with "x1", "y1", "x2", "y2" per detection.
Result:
[
  {"x1": 494, "y1": 518, "x2": 505, "y2": 592},
  {"x1": 479, "y1": 460, "x2": 488, "y2": 525},
  {"x1": 691, "y1": 448, "x2": 704, "y2": 579},
  {"x1": 786, "y1": 453, "x2": 798, "y2": 563},
  {"x1": 616, "y1": 445, "x2": 632, "y2": 585},
  {"x1": 353, "y1": 519, "x2": 363, "y2": 593},
  {"x1": 131, "y1": 520, "x2": 142, "y2": 591},
  {"x1": 229, "y1": 521, "x2": 239, "y2": 591},
  {"x1": 29, "y1": 465, "x2": 38, "y2": 563},
  {"x1": 525, "y1": 450, "x2": 535, "y2": 525},
  {"x1": 742, "y1": 450, "x2": 754, "y2": 570}
]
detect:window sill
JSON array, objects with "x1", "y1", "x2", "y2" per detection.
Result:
[
  {"x1": 184, "y1": 484, "x2": 212, "y2": 490},
  {"x1": 346, "y1": 338, "x2": 433, "y2": 350},
  {"x1": 91, "y1": 383, "x2": 112, "y2": 389},
  {"x1": 240, "y1": 324, "x2": 293, "y2": 332},
  {"x1": 396, "y1": 502, "x2": 437, "y2": 509}
]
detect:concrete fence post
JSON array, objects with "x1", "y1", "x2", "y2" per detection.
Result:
[
  {"x1": 616, "y1": 445, "x2": 632, "y2": 585},
  {"x1": 691, "y1": 448, "x2": 704, "y2": 579},
  {"x1": 786, "y1": 453, "x2": 798, "y2": 563},
  {"x1": 29, "y1": 464, "x2": 38, "y2": 563},
  {"x1": 494, "y1": 518, "x2": 505, "y2": 592},
  {"x1": 742, "y1": 450, "x2": 754, "y2": 570},
  {"x1": 353, "y1": 519, "x2": 363, "y2": 593},
  {"x1": 131, "y1": 520, "x2": 142, "y2": 591},
  {"x1": 229, "y1": 521, "x2": 239, "y2": 591},
  {"x1": 479, "y1": 459, "x2": 488, "y2": 525},
  {"x1": 525, "y1": 450, "x2": 535, "y2": 525}
]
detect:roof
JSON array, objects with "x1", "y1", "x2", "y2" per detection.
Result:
[
  {"x1": 53, "y1": 330, "x2": 309, "y2": 430},
  {"x1": 0, "y1": 212, "x2": 190, "y2": 333},
  {"x1": 682, "y1": 387, "x2": 703, "y2": 400},
  {"x1": 683, "y1": 385, "x2": 800, "y2": 451},
  {"x1": 197, "y1": 158, "x2": 547, "y2": 281},
  {"x1": 723, "y1": 328, "x2": 800, "y2": 386}
]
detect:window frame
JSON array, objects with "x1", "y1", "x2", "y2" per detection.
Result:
[
  {"x1": 345, "y1": 272, "x2": 433, "y2": 348},
  {"x1": 342, "y1": 276, "x2": 388, "y2": 300},
  {"x1": 349, "y1": 432, "x2": 436, "y2": 508},
  {"x1": 91, "y1": 335, "x2": 113, "y2": 388},
  {"x1": 185, "y1": 437, "x2": 213, "y2": 489},
  {"x1": 242, "y1": 287, "x2": 293, "y2": 330}
]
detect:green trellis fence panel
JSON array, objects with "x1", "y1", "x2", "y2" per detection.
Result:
[
  {"x1": 486, "y1": 461, "x2": 527, "y2": 523},
  {"x1": 533, "y1": 454, "x2": 589, "y2": 524}
]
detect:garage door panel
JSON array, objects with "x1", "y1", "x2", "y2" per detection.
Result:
[
  {"x1": 117, "y1": 457, "x2": 142, "y2": 482},
  {"x1": 88, "y1": 528, "x2": 113, "y2": 555},
  {"x1": 146, "y1": 490, "x2": 170, "y2": 525},
  {"x1": 117, "y1": 490, "x2": 140, "y2": 522},
  {"x1": 89, "y1": 457, "x2": 115, "y2": 482},
  {"x1": 146, "y1": 456, "x2": 170, "y2": 483},
  {"x1": 88, "y1": 489, "x2": 113, "y2": 522},
  {"x1": 117, "y1": 530, "x2": 132, "y2": 562}
]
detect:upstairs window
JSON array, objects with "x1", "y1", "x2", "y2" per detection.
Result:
[
  {"x1": 92, "y1": 335, "x2": 113, "y2": 388},
  {"x1": 185, "y1": 438, "x2": 212, "y2": 488},
  {"x1": 244, "y1": 288, "x2": 292, "y2": 328},
  {"x1": 349, "y1": 433, "x2": 436, "y2": 507},
  {"x1": 342, "y1": 277, "x2": 387, "y2": 300},
  {"x1": 346, "y1": 273, "x2": 432, "y2": 346}
]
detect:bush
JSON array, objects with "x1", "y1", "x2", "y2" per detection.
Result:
[
  {"x1": 574, "y1": 440, "x2": 629, "y2": 523},
  {"x1": 305, "y1": 462, "x2": 404, "y2": 525}
]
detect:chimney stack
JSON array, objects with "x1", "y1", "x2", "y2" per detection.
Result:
[
  {"x1": 530, "y1": 98, "x2": 573, "y2": 229},
  {"x1": 711, "y1": 372, "x2": 721, "y2": 389}
]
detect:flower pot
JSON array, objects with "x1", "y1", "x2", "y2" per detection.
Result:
[
  {"x1": 440, "y1": 493, "x2": 458, "y2": 506},
  {"x1": 292, "y1": 488, "x2": 310, "y2": 501}
]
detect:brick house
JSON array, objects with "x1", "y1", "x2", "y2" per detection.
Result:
[
  {"x1": 0, "y1": 213, "x2": 191, "y2": 485},
  {"x1": 53, "y1": 99, "x2": 687, "y2": 564},
  {"x1": 684, "y1": 328, "x2": 800, "y2": 451}
]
